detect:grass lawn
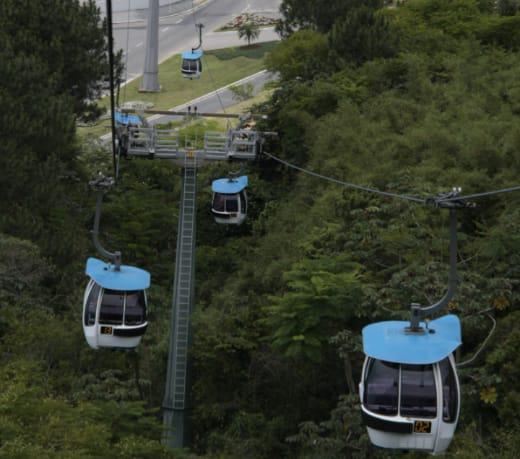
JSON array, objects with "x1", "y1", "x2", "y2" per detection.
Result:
[{"x1": 78, "y1": 41, "x2": 277, "y2": 139}]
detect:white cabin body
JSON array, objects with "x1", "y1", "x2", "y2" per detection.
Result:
[{"x1": 360, "y1": 315, "x2": 462, "y2": 455}]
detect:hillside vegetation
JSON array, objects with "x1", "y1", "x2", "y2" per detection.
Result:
[{"x1": 1, "y1": 0, "x2": 520, "y2": 457}]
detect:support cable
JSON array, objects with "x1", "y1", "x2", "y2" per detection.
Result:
[
  {"x1": 106, "y1": 0, "x2": 118, "y2": 180},
  {"x1": 263, "y1": 152, "x2": 520, "y2": 206},
  {"x1": 263, "y1": 151, "x2": 427, "y2": 204},
  {"x1": 122, "y1": 0, "x2": 132, "y2": 105},
  {"x1": 201, "y1": 56, "x2": 229, "y2": 118},
  {"x1": 190, "y1": 0, "x2": 229, "y2": 120}
]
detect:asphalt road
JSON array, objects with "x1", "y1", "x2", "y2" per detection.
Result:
[
  {"x1": 147, "y1": 69, "x2": 275, "y2": 125},
  {"x1": 109, "y1": 0, "x2": 281, "y2": 82}
]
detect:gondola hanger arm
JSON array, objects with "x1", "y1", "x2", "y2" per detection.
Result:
[
  {"x1": 192, "y1": 23, "x2": 204, "y2": 52},
  {"x1": 89, "y1": 173, "x2": 122, "y2": 271},
  {"x1": 407, "y1": 189, "x2": 474, "y2": 332}
]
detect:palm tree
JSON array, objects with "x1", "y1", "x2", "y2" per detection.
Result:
[{"x1": 237, "y1": 21, "x2": 260, "y2": 47}]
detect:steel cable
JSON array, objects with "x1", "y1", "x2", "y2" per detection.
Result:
[
  {"x1": 190, "y1": 0, "x2": 229, "y2": 121},
  {"x1": 263, "y1": 151, "x2": 427, "y2": 203},
  {"x1": 106, "y1": 0, "x2": 118, "y2": 179},
  {"x1": 122, "y1": 0, "x2": 131, "y2": 105}
]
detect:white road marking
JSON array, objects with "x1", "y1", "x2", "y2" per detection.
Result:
[
  {"x1": 161, "y1": 26, "x2": 170, "y2": 33},
  {"x1": 136, "y1": 41, "x2": 143, "y2": 48}
]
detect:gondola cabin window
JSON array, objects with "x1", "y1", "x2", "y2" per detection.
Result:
[
  {"x1": 439, "y1": 357, "x2": 458, "y2": 422},
  {"x1": 213, "y1": 194, "x2": 238, "y2": 213},
  {"x1": 99, "y1": 289, "x2": 125, "y2": 325},
  {"x1": 225, "y1": 196, "x2": 238, "y2": 213},
  {"x1": 363, "y1": 359, "x2": 439, "y2": 418},
  {"x1": 400, "y1": 364, "x2": 437, "y2": 418},
  {"x1": 84, "y1": 282, "x2": 100, "y2": 326},
  {"x1": 182, "y1": 58, "x2": 200, "y2": 74},
  {"x1": 212, "y1": 193, "x2": 224, "y2": 212},
  {"x1": 125, "y1": 291, "x2": 147, "y2": 325},
  {"x1": 363, "y1": 359, "x2": 399, "y2": 416}
]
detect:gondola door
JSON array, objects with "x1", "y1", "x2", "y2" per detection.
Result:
[
  {"x1": 83, "y1": 279, "x2": 101, "y2": 349},
  {"x1": 432, "y1": 355, "x2": 460, "y2": 453}
]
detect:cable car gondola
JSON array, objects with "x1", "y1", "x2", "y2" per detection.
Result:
[
  {"x1": 84, "y1": 258, "x2": 150, "y2": 349},
  {"x1": 83, "y1": 174, "x2": 151, "y2": 350},
  {"x1": 115, "y1": 111, "x2": 143, "y2": 128},
  {"x1": 211, "y1": 175, "x2": 248, "y2": 225},
  {"x1": 360, "y1": 315, "x2": 461, "y2": 454},
  {"x1": 360, "y1": 203, "x2": 464, "y2": 454},
  {"x1": 181, "y1": 50, "x2": 203, "y2": 79},
  {"x1": 115, "y1": 111, "x2": 146, "y2": 159},
  {"x1": 181, "y1": 23, "x2": 204, "y2": 79}
]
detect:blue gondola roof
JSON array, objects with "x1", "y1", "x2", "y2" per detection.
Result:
[
  {"x1": 86, "y1": 257, "x2": 150, "y2": 291},
  {"x1": 182, "y1": 50, "x2": 203, "y2": 60},
  {"x1": 115, "y1": 111, "x2": 142, "y2": 126},
  {"x1": 362, "y1": 315, "x2": 461, "y2": 364},
  {"x1": 212, "y1": 175, "x2": 248, "y2": 194}
]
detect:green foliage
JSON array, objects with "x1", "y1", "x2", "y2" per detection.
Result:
[
  {"x1": 0, "y1": 0, "x2": 115, "y2": 120},
  {"x1": 0, "y1": 0, "x2": 111, "y2": 270},
  {"x1": 206, "y1": 412, "x2": 288, "y2": 458},
  {"x1": 237, "y1": 21, "x2": 261, "y2": 46},
  {"x1": 477, "y1": 14, "x2": 520, "y2": 50},
  {"x1": 497, "y1": 0, "x2": 520, "y2": 15},
  {"x1": 229, "y1": 82, "x2": 255, "y2": 102},
  {"x1": 262, "y1": 257, "x2": 363, "y2": 362},
  {"x1": 277, "y1": 0, "x2": 384, "y2": 35},
  {"x1": 287, "y1": 395, "x2": 372, "y2": 458},
  {"x1": 265, "y1": 30, "x2": 330, "y2": 81},
  {"x1": 0, "y1": 234, "x2": 51, "y2": 304},
  {"x1": 329, "y1": 7, "x2": 398, "y2": 66},
  {"x1": 0, "y1": 359, "x2": 169, "y2": 457}
]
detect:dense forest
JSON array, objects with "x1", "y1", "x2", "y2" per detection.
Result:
[{"x1": 1, "y1": 0, "x2": 520, "y2": 457}]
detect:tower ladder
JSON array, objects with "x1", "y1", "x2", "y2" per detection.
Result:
[{"x1": 163, "y1": 151, "x2": 198, "y2": 447}]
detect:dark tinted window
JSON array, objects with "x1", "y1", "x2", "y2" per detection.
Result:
[
  {"x1": 99, "y1": 289, "x2": 124, "y2": 325},
  {"x1": 439, "y1": 357, "x2": 458, "y2": 422},
  {"x1": 213, "y1": 193, "x2": 225, "y2": 212},
  {"x1": 182, "y1": 58, "x2": 199, "y2": 73},
  {"x1": 84, "y1": 283, "x2": 100, "y2": 326},
  {"x1": 124, "y1": 291, "x2": 147, "y2": 325},
  {"x1": 225, "y1": 197, "x2": 238, "y2": 212},
  {"x1": 364, "y1": 359, "x2": 399, "y2": 416},
  {"x1": 400, "y1": 364, "x2": 437, "y2": 418}
]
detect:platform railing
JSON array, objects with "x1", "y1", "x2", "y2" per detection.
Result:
[{"x1": 126, "y1": 127, "x2": 261, "y2": 161}]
